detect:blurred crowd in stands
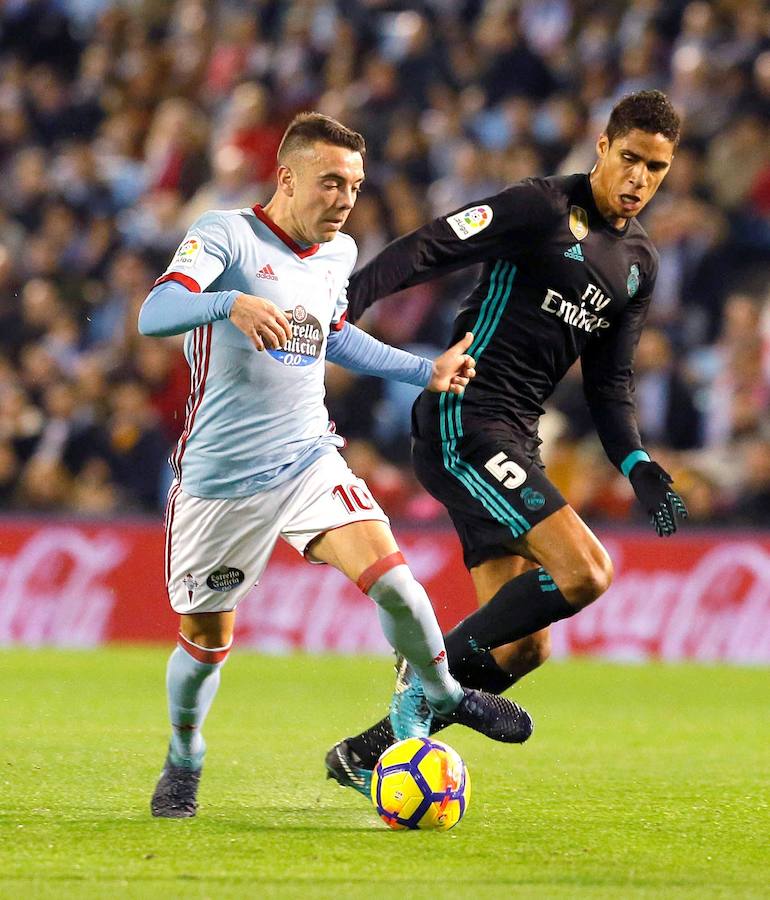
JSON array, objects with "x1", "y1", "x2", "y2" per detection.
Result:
[{"x1": 1, "y1": 0, "x2": 769, "y2": 528}]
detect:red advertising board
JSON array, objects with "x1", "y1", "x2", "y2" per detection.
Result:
[{"x1": 1, "y1": 519, "x2": 769, "y2": 663}]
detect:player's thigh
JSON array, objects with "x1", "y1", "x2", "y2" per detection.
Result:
[
  {"x1": 165, "y1": 483, "x2": 279, "y2": 618},
  {"x1": 517, "y1": 504, "x2": 613, "y2": 603},
  {"x1": 280, "y1": 451, "x2": 394, "y2": 583},
  {"x1": 310, "y1": 519, "x2": 400, "y2": 583}
]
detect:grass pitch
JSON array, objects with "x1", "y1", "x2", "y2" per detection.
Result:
[{"x1": 1, "y1": 649, "x2": 766, "y2": 899}]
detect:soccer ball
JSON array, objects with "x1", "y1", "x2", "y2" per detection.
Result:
[{"x1": 371, "y1": 737, "x2": 471, "y2": 831}]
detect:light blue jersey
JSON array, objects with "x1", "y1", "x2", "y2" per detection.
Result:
[{"x1": 146, "y1": 205, "x2": 356, "y2": 498}]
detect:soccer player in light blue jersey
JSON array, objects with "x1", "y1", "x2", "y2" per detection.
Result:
[{"x1": 139, "y1": 113, "x2": 533, "y2": 818}]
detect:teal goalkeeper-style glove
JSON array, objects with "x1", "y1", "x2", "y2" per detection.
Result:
[{"x1": 629, "y1": 461, "x2": 688, "y2": 537}]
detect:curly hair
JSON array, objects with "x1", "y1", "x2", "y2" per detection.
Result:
[{"x1": 606, "y1": 90, "x2": 681, "y2": 146}]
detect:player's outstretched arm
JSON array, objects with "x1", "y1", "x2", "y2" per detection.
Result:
[
  {"x1": 426, "y1": 332, "x2": 476, "y2": 396},
  {"x1": 229, "y1": 293, "x2": 292, "y2": 351},
  {"x1": 627, "y1": 457, "x2": 688, "y2": 537},
  {"x1": 326, "y1": 321, "x2": 433, "y2": 386}
]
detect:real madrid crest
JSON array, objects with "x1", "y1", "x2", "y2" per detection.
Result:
[
  {"x1": 569, "y1": 205, "x2": 589, "y2": 241},
  {"x1": 627, "y1": 263, "x2": 640, "y2": 297}
]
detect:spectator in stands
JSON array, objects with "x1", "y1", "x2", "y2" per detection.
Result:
[
  {"x1": 731, "y1": 437, "x2": 770, "y2": 526},
  {"x1": 105, "y1": 379, "x2": 169, "y2": 510},
  {"x1": 635, "y1": 328, "x2": 703, "y2": 451},
  {"x1": 0, "y1": 0, "x2": 767, "y2": 526}
]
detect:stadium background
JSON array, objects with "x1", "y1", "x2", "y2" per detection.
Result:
[{"x1": 1, "y1": 0, "x2": 769, "y2": 661}]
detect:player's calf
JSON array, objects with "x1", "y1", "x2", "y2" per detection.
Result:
[
  {"x1": 361, "y1": 556, "x2": 464, "y2": 717},
  {"x1": 491, "y1": 630, "x2": 551, "y2": 681}
]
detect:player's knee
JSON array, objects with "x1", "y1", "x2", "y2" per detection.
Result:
[
  {"x1": 560, "y1": 547, "x2": 613, "y2": 609},
  {"x1": 180, "y1": 621, "x2": 234, "y2": 650}
]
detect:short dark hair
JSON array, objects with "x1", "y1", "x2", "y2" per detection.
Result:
[
  {"x1": 606, "y1": 90, "x2": 681, "y2": 147},
  {"x1": 278, "y1": 112, "x2": 365, "y2": 163}
]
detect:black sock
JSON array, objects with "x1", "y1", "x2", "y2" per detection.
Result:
[
  {"x1": 447, "y1": 647, "x2": 518, "y2": 694},
  {"x1": 346, "y1": 716, "x2": 395, "y2": 768},
  {"x1": 346, "y1": 709, "x2": 453, "y2": 768},
  {"x1": 444, "y1": 567, "x2": 574, "y2": 666}
]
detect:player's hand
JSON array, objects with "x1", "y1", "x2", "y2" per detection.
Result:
[
  {"x1": 629, "y1": 460, "x2": 688, "y2": 537},
  {"x1": 229, "y1": 293, "x2": 292, "y2": 351},
  {"x1": 427, "y1": 332, "x2": 476, "y2": 396}
]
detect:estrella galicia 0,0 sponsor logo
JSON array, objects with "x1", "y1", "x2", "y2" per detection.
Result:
[
  {"x1": 206, "y1": 566, "x2": 245, "y2": 592},
  {"x1": 267, "y1": 306, "x2": 324, "y2": 367}
]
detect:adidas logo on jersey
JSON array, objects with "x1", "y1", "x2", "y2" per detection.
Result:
[
  {"x1": 564, "y1": 243, "x2": 584, "y2": 262},
  {"x1": 257, "y1": 263, "x2": 278, "y2": 280}
]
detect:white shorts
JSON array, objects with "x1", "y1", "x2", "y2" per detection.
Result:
[{"x1": 164, "y1": 451, "x2": 389, "y2": 614}]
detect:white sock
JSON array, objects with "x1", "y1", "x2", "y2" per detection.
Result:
[
  {"x1": 166, "y1": 635, "x2": 230, "y2": 768},
  {"x1": 367, "y1": 564, "x2": 463, "y2": 714}
]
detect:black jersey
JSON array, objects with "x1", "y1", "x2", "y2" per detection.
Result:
[{"x1": 348, "y1": 174, "x2": 658, "y2": 470}]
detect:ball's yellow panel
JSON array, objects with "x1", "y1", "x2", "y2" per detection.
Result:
[
  {"x1": 377, "y1": 737, "x2": 426, "y2": 767},
  {"x1": 379, "y1": 770, "x2": 423, "y2": 818}
]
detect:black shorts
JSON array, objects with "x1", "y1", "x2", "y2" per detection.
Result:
[{"x1": 412, "y1": 432, "x2": 567, "y2": 570}]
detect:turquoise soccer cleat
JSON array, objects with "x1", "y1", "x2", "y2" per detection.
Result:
[{"x1": 389, "y1": 656, "x2": 433, "y2": 740}]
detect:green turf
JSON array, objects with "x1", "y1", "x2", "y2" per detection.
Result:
[{"x1": 0, "y1": 649, "x2": 766, "y2": 899}]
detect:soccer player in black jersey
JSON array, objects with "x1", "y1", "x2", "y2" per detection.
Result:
[{"x1": 326, "y1": 90, "x2": 689, "y2": 795}]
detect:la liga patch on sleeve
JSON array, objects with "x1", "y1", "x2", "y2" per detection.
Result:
[
  {"x1": 172, "y1": 236, "x2": 203, "y2": 266},
  {"x1": 446, "y1": 205, "x2": 493, "y2": 240}
]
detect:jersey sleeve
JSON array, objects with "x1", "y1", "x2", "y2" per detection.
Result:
[
  {"x1": 154, "y1": 211, "x2": 234, "y2": 292},
  {"x1": 581, "y1": 289, "x2": 653, "y2": 471},
  {"x1": 326, "y1": 322, "x2": 431, "y2": 386},
  {"x1": 138, "y1": 280, "x2": 238, "y2": 337},
  {"x1": 347, "y1": 179, "x2": 559, "y2": 322}
]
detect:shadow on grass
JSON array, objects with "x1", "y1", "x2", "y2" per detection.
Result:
[{"x1": 59, "y1": 806, "x2": 384, "y2": 834}]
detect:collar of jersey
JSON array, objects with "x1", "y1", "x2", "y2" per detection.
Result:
[{"x1": 252, "y1": 205, "x2": 320, "y2": 258}]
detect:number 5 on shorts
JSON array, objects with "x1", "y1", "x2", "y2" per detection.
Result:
[{"x1": 484, "y1": 452, "x2": 527, "y2": 489}]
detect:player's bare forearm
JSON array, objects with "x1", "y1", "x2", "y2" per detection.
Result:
[
  {"x1": 229, "y1": 294, "x2": 293, "y2": 351},
  {"x1": 427, "y1": 332, "x2": 476, "y2": 396}
]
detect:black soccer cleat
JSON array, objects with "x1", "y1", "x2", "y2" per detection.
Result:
[
  {"x1": 151, "y1": 755, "x2": 202, "y2": 818},
  {"x1": 438, "y1": 687, "x2": 534, "y2": 744},
  {"x1": 325, "y1": 740, "x2": 373, "y2": 798}
]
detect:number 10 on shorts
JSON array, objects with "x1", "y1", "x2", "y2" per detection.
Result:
[
  {"x1": 332, "y1": 483, "x2": 375, "y2": 513},
  {"x1": 484, "y1": 452, "x2": 527, "y2": 489}
]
